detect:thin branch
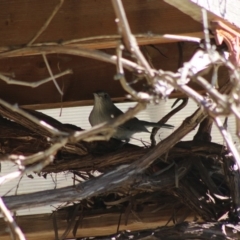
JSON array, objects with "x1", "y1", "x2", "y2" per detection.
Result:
[
  {"x1": 42, "y1": 53, "x2": 63, "y2": 95},
  {"x1": 0, "y1": 156, "x2": 54, "y2": 192},
  {"x1": 0, "y1": 98, "x2": 68, "y2": 137},
  {"x1": 201, "y1": 8, "x2": 212, "y2": 53},
  {"x1": 0, "y1": 69, "x2": 72, "y2": 87},
  {"x1": 111, "y1": 0, "x2": 155, "y2": 82},
  {"x1": 214, "y1": 117, "x2": 240, "y2": 169},
  {"x1": 0, "y1": 171, "x2": 21, "y2": 186},
  {"x1": 162, "y1": 34, "x2": 201, "y2": 43},
  {"x1": 115, "y1": 43, "x2": 149, "y2": 100},
  {"x1": 0, "y1": 45, "x2": 145, "y2": 73},
  {"x1": 62, "y1": 33, "x2": 201, "y2": 46},
  {"x1": 59, "y1": 204, "x2": 80, "y2": 240},
  {"x1": 27, "y1": 0, "x2": 64, "y2": 45},
  {"x1": 21, "y1": 139, "x2": 68, "y2": 166},
  {"x1": 0, "y1": 33, "x2": 201, "y2": 53},
  {"x1": 151, "y1": 98, "x2": 188, "y2": 146},
  {"x1": 0, "y1": 197, "x2": 25, "y2": 240}
]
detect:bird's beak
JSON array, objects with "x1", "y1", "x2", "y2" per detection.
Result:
[{"x1": 93, "y1": 92, "x2": 98, "y2": 98}]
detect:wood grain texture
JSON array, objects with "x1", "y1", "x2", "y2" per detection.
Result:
[
  {"x1": 0, "y1": 205, "x2": 195, "y2": 239},
  {"x1": 165, "y1": 0, "x2": 240, "y2": 31},
  {"x1": 0, "y1": 42, "x2": 202, "y2": 108},
  {"x1": 0, "y1": 0, "x2": 202, "y2": 47},
  {"x1": 0, "y1": 0, "x2": 206, "y2": 108}
]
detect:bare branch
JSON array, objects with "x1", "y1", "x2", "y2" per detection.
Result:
[
  {"x1": 27, "y1": 0, "x2": 64, "y2": 46},
  {"x1": 201, "y1": 8, "x2": 212, "y2": 53},
  {"x1": 0, "y1": 69, "x2": 72, "y2": 87},
  {"x1": 0, "y1": 171, "x2": 21, "y2": 186},
  {"x1": 0, "y1": 33, "x2": 201, "y2": 53},
  {"x1": 0, "y1": 197, "x2": 25, "y2": 240},
  {"x1": 214, "y1": 117, "x2": 240, "y2": 169},
  {"x1": 115, "y1": 43, "x2": 150, "y2": 100},
  {"x1": 151, "y1": 98, "x2": 189, "y2": 146},
  {"x1": 42, "y1": 53, "x2": 63, "y2": 95},
  {"x1": 0, "y1": 98, "x2": 67, "y2": 137},
  {"x1": 111, "y1": 0, "x2": 155, "y2": 82},
  {"x1": 0, "y1": 45, "x2": 144, "y2": 73}
]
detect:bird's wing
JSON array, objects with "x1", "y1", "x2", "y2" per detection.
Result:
[
  {"x1": 121, "y1": 118, "x2": 149, "y2": 133},
  {"x1": 110, "y1": 105, "x2": 124, "y2": 117}
]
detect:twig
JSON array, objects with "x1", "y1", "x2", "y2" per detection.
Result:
[
  {"x1": 115, "y1": 43, "x2": 149, "y2": 100},
  {"x1": 42, "y1": 53, "x2": 63, "y2": 95},
  {"x1": 151, "y1": 98, "x2": 188, "y2": 146},
  {"x1": 195, "y1": 76, "x2": 228, "y2": 110},
  {"x1": 0, "y1": 45, "x2": 145, "y2": 74},
  {"x1": 193, "y1": 117, "x2": 213, "y2": 142},
  {"x1": 59, "y1": 204, "x2": 80, "y2": 240},
  {"x1": 52, "y1": 211, "x2": 59, "y2": 240},
  {"x1": 0, "y1": 156, "x2": 54, "y2": 186},
  {"x1": 214, "y1": 117, "x2": 240, "y2": 169},
  {"x1": 0, "y1": 98, "x2": 67, "y2": 136},
  {"x1": 0, "y1": 33, "x2": 201, "y2": 53},
  {"x1": 162, "y1": 34, "x2": 201, "y2": 43},
  {"x1": 28, "y1": 0, "x2": 64, "y2": 45},
  {"x1": 111, "y1": 0, "x2": 155, "y2": 82},
  {"x1": 0, "y1": 197, "x2": 25, "y2": 240},
  {"x1": 21, "y1": 139, "x2": 68, "y2": 166},
  {"x1": 14, "y1": 175, "x2": 23, "y2": 196},
  {"x1": 63, "y1": 33, "x2": 201, "y2": 46},
  {"x1": 201, "y1": 9, "x2": 211, "y2": 53},
  {"x1": 0, "y1": 171, "x2": 21, "y2": 186},
  {"x1": 157, "y1": 71, "x2": 205, "y2": 104},
  {"x1": 0, "y1": 69, "x2": 72, "y2": 87}
]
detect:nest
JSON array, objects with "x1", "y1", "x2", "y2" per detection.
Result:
[{"x1": 0, "y1": 102, "x2": 240, "y2": 239}]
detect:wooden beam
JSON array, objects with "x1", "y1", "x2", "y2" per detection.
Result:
[
  {"x1": 164, "y1": 0, "x2": 240, "y2": 31},
  {"x1": 0, "y1": 205, "x2": 195, "y2": 240},
  {"x1": 0, "y1": 40, "x2": 230, "y2": 109},
  {"x1": 0, "y1": 0, "x2": 206, "y2": 108},
  {"x1": 0, "y1": 42, "x2": 203, "y2": 109},
  {"x1": 191, "y1": 0, "x2": 240, "y2": 29},
  {"x1": 0, "y1": 32, "x2": 203, "y2": 54},
  {"x1": 0, "y1": 0, "x2": 202, "y2": 49}
]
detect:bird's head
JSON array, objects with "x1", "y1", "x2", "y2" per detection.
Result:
[{"x1": 93, "y1": 91, "x2": 113, "y2": 107}]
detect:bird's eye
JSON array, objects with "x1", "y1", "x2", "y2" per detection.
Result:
[{"x1": 104, "y1": 93, "x2": 108, "y2": 98}]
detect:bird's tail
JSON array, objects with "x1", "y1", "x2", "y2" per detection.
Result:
[{"x1": 140, "y1": 120, "x2": 174, "y2": 129}]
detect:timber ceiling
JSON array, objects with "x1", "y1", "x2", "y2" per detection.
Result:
[{"x1": 0, "y1": 0, "x2": 218, "y2": 109}]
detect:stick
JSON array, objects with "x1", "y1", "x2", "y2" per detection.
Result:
[
  {"x1": 42, "y1": 53, "x2": 63, "y2": 95},
  {"x1": 0, "y1": 69, "x2": 72, "y2": 87},
  {"x1": 0, "y1": 197, "x2": 26, "y2": 240},
  {"x1": 28, "y1": 0, "x2": 64, "y2": 45}
]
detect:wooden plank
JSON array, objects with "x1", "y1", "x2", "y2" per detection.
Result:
[
  {"x1": 164, "y1": 0, "x2": 240, "y2": 30},
  {"x1": 0, "y1": 32, "x2": 203, "y2": 54},
  {"x1": 0, "y1": 0, "x2": 206, "y2": 108},
  {"x1": 0, "y1": 41, "x2": 230, "y2": 109},
  {"x1": 0, "y1": 206, "x2": 195, "y2": 240},
  {"x1": 191, "y1": 0, "x2": 240, "y2": 29},
  {"x1": 0, "y1": 42, "x2": 203, "y2": 108},
  {"x1": 0, "y1": 0, "x2": 202, "y2": 48}
]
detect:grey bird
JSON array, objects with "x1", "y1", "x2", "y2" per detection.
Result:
[{"x1": 89, "y1": 91, "x2": 174, "y2": 142}]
